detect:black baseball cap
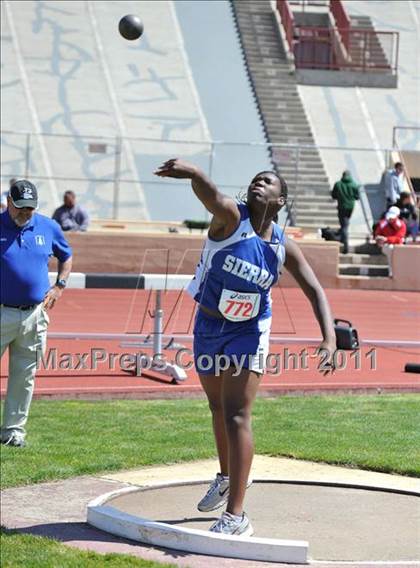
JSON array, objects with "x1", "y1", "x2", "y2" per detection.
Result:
[{"x1": 9, "y1": 180, "x2": 38, "y2": 209}]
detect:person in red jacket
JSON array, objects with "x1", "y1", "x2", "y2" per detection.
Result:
[
  {"x1": 374, "y1": 206, "x2": 407, "y2": 245},
  {"x1": 374, "y1": 206, "x2": 406, "y2": 277}
]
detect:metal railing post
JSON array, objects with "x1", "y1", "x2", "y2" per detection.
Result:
[
  {"x1": 25, "y1": 132, "x2": 31, "y2": 178},
  {"x1": 153, "y1": 290, "x2": 163, "y2": 355},
  {"x1": 208, "y1": 141, "x2": 215, "y2": 178},
  {"x1": 294, "y1": 145, "x2": 299, "y2": 196},
  {"x1": 394, "y1": 32, "x2": 399, "y2": 76},
  {"x1": 392, "y1": 126, "x2": 397, "y2": 149},
  {"x1": 206, "y1": 142, "x2": 215, "y2": 222},
  {"x1": 113, "y1": 136, "x2": 122, "y2": 220},
  {"x1": 363, "y1": 30, "x2": 367, "y2": 72},
  {"x1": 292, "y1": 145, "x2": 300, "y2": 225},
  {"x1": 359, "y1": 184, "x2": 374, "y2": 234}
]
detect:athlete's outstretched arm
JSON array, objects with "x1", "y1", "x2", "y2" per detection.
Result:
[
  {"x1": 284, "y1": 238, "x2": 336, "y2": 356},
  {"x1": 154, "y1": 158, "x2": 239, "y2": 227}
]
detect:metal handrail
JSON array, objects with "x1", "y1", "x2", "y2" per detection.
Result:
[
  {"x1": 276, "y1": 0, "x2": 295, "y2": 52},
  {"x1": 392, "y1": 126, "x2": 420, "y2": 205},
  {"x1": 2, "y1": 130, "x2": 396, "y2": 229},
  {"x1": 358, "y1": 185, "x2": 374, "y2": 234},
  {"x1": 0, "y1": 129, "x2": 397, "y2": 152},
  {"x1": 392, "y1": 146, "x2": 418, "y2": 206},
  {"x1": 293, "y1": 25, "x2": 399, "y2": 74},
  {"x1": 329, "y1": 0, "x2": 350, "y2": 51},
  {"x1": 392, "y1": 125, "x2": 420, "y2": 149}
]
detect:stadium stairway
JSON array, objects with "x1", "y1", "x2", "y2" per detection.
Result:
[
  {"x1": 348, "y1": 15, "x2": 391, "y2": 71},
  {"x1": 339, "y1": 250, "x2": 389, "y2": 278},
  {"x1": 231, "y1": 0, "x2": 338, "y2": 229}
]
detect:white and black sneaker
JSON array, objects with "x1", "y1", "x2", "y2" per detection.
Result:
[
  {"x1": 1, "y1": 433, "x2": 26, "y2": 447},
  {"x1": 197, "y1": 473, "x2": 230, "y2": 512},
  {"x1": 197, "y1": 474, "x2": 254, "y2": 512},
  {"x1": 209, "y1": 511, "x2": 253, "y2": 536}
]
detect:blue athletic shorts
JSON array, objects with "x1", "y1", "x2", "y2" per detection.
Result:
[{"x1": 193, "y1": 310, "x2": 271, "y2": 376}]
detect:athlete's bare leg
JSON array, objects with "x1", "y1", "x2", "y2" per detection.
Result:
[
  {"x1": 222, "y1": 367, "x2": 261, "y2": 516},
  {"x1": 199, "y1": 374, "x2": 229, "y2": 476}
]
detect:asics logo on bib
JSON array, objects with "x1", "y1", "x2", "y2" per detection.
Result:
[{"x1": 222, "y1": 254, "x2": 274, "y2": 290}]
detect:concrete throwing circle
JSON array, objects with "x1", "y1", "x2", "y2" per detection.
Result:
[{"x1": 87, "y1": 480, "x2": 420, "y2": 564}]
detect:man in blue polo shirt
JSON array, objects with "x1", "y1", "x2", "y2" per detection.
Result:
[{"x1": 1, "y1": 180, "x2": 73, "y2": 447}]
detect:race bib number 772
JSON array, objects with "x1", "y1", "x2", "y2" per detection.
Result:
[{"x1": 218, "y1": 289, "x2": 261, "y2": 322}]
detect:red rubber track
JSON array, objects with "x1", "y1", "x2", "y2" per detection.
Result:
[{"x1": 1, "y1": 289, "x2": 419, "y2": 398}]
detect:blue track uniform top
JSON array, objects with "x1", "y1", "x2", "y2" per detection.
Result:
[
  {"x1": 187, "y1": 203, "x2": 286, "y2": 323},
  {"x1": 0, "y1": 210, "x2": 72, "y2": 305}
]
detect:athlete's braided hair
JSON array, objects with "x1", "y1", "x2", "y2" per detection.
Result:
[{"x1": 237, "y1": 170, "x2": 288, "y2": 224}]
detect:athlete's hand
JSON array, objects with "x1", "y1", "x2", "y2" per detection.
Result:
[
  {"x1": 154, "y1": 158, "x2": 198, "y2": 179},
  {"x1": 315, "y1": 339, "x2": 337, "y2": 376}
]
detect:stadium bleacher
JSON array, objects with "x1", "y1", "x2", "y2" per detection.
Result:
[{"x1": 1, "y1": 0, "x2": 419, "y2": 287}]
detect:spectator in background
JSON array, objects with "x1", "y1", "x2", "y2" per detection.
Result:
[
  {"x1": 52, "y1": 191, "x2": 89, "y2": 232},
  {"x1": 383, "y1": 162, "x2": 404, "y2": 207},
  {"x1": 396, "y1": 191, "x2": 418, "y2": 242},
  {"x1": 374, "y1": 206, "x2": 406, "y2": 276},
  {"x1": 331, "y1": 170, "x2": 360, "y2": 254},
  {"x1": 374, "y1": 206, "x2": 406, "y2": 245},
  {"x1": 1, "y1": 178, "x2": 17, "y2": 212}
]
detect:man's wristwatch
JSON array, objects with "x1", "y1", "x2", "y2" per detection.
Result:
[{"x1": 55, "y1": 279, "x2": 67, "y2": 289}]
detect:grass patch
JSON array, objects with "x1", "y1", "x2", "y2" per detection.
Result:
[
  {"x1": 1, "y1": 395, "x2": 419, "y2": 488},
  {"x1": 254, "y1": 394, "x2": 420, "y2": 475},
  {"x1": 0, "y1": 527, "x2": 176, "y2": 567}
]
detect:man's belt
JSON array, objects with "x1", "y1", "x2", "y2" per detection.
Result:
[{"x1": 1, "y1": 304, "x2": 40, "y2": 311}]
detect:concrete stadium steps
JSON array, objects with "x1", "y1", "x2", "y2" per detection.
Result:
[
  {"x1": 339, "y1": 264, "x2": 389, "y2": 277},
  {"x1": 290, "y1": 190, "x2": 333, "y2": 199},
  {"x1": 294, "y1": 203, "x2": 335, "y2": 211},
  {"x1": 294, "y1": 220, "x2": 339, "y2": 230},
  {"x1": 290, "y1": 196, "x2": 334, "y2": 203},
  {"x1": 280, "y1": 163, "x2": 329, "y2": 173},
  {"x1": 349, "y1": 16, "x2": 391, "y2": 69},
  {"x1": 268, "y1": 121, "x2": 316, "y2": 131},
  {"x1": 293, "y1": 207, "x2": 337, "y2": 217},
  {"x1": 294, "y1": 195, "x2": 335, "y2": 203},
  {"x1": 281, "y1": 173, "x2": 329, "y2": 180},
  {"x1": 285, "y1": 175, "x2": 331, "y2": 185},
  {"x1": 266, "y1": 127, "x2": 315, "y2": 137},
  {"x1": 292, "y1": 209, "x2": 335, "y2": 218},
  {"x1": 275, "y1": 151, "x2": 326, "y2": 161},
  {"x1": 289, "y1": 202, "x2": 335, "y2": 212},
  {"x1": 231, "y1": 0, "x2": 336, "y2": 229},
  {"x1": 289, "y1": 201, "x2": 338, "y2": 207},
  {"x1": 268, "y1": 129, "x2": 317, "y2": 138},
  {"x1": 294, "y1": 216, "x2": 339, "y2": 227},
  {"x1": 338, "y1": 249, "x2": 389, "y2": 277},
  {"x1": 339, "y1": 253, "x2": 388, "y2": 265}
]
